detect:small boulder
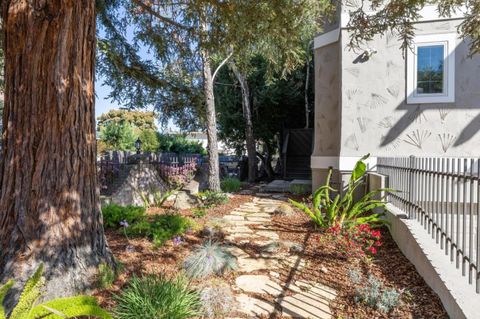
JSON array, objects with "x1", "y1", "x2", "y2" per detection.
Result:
[{"x1": 272, "y1": 203, "x2": 295, "y2": 216}]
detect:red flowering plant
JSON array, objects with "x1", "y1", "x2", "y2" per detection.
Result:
[{"x1": 326, "y1": 223, "x2": 383, "y2": 259}]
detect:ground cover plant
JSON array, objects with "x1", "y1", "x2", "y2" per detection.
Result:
[
  {"x1": 0, "y1": 265, "x2": 111, "y2": 319},
  {"x1": 113, "y1": 274, "x2": 200, "y2": 319},
  {"x1": 102, "y1": 204, "x2": 145, "y2": 229},
  {"x1": 198, "y1": 280, "x2": 235, "y2": 318},
  {"x1": 196, "y1": 191, "x2": 229, "y2": 208},
  {"x1": 125, "y1": 213, "x2": 193, "y2": 247}
]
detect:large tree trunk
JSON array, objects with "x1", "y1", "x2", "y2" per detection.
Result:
[
  {"x1": 231, "y1": 64, "x2": 256, "y2": 183},
  {"x1": 0, "y1": 0, "x2": 113, "y2": 305},
  {"x1": 200, "y1": 47, "x2": 221, "y2": 191}
]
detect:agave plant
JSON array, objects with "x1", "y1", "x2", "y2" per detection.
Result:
[
  {"x1": 0, "y1": 265, "x2": 111, "y2": 319},
  {"x1": 290, "y1": 154, "x2": 392, "y2": 229}
]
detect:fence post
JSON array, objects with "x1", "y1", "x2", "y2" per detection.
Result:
[{"x1": 408, "y1": 155, "x2": 415, "y2": 219}]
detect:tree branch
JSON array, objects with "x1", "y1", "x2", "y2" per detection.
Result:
[
  {"x1": 212, "y1": 50, "x2": 233, "y2": 81},
  {"x1": 131, "y1": 0, "x2": 191, "y2": 31}
]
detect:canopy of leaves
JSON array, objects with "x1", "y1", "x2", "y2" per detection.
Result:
[
  {"x1": 96, "y1": 0, "x2": 331, "y2": 129},
  {"x1": 345, "y1": 0, "x2": 480, "y2": 55},
  {"x1": 158, "y1": 134, "x2": 206, "y2": 155},
  {"x1": 99, "y1": 120, "x2": 137, "y2": 151},
  {"x1": 97, "y1": 109, "x2": 157, "y2": 131},
  {"x1": 215, "y1": 56, "x2": 313, "y2": 155}
]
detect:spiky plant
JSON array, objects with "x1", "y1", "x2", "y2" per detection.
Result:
[
  {"x1": 0, "y1": 264, "x2": 111, "y2": 319},
  {"x1": 198, "y1": 280, "x2": 235, "y2": 318},
  {"x1": 113, "y1": 274, "x2": 200, "y2": 319},
  {"x1": 183, "y1": 241, "x2": 237, "y2": 278}
]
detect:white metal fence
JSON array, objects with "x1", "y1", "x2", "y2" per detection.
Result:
[{"x1": 377, "y1": 157, "x2": 480, "y2": 293}]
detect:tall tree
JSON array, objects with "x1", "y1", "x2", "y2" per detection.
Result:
[
  {"x1": 0, "y1": 0, "x2": 113, "y2": 303},
  {"x1": 345, "y1": 1, "x2": 480, "y2": 54}
]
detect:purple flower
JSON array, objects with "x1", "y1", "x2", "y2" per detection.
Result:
[
  {"x1": 119, "y1": 220, "x2": 129, "y2": 228},
  {"x1": 173, "y1": 236, "x2": 183, "y2": 245}
]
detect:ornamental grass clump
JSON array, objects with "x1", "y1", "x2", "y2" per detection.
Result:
[
  {"x1": 198, "y1": 280, "x2": 235, "y2": 318},
  {"x1": 113, "y1": 274, "x2": 200, "y2": 319},
  {"x1": 220, "y1": 177, "x2": 242, "y2": 193},
  {"x1": 183, "y1": 241, "x2": 237, "y2": 278}
]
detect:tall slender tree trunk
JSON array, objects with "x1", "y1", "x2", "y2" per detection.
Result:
[
  {"x1": 0, "y1": 0, "x2": 113, "y2": 304},
  {"x1": 199, "y1": 14, "x2": 221, "y2": 192},
  {"x1": 231, "y1": 64, "x2": 256, "y2": 183}
]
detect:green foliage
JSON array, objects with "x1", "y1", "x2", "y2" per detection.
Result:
[
  {"x1": 0, "y1": 265, "x2": 111, "y2": 319},
  {"x1": 138, "y1": 129, "x2": 160, "y2": 152},
  {"x1": 196, "y1": 191, "x2": 229, "y2": 208},
  {"x1": 183, "y1": 241, "x2": 237, "y2": 279},
  {"x1": 290, "y1": 154, "x2": 391, "y2": 229},
  {"x1": 157, "y1": 134, "x2": 206, "y2": 155},
  {"x1": 345, "y1": 1, "x2": 480, "y2": 55},
  {"x1": 99, "y1": 120, "x2": 137, "y2": 151},
  {"x1": 289, "y1": 183, "x2": 310, "y2": 195},
  {"x1": 97, "y1": 262, "x2": 123, "y2": 289},
  {"x1": 192, "y1": 207, "x2": 208, "y2": 219},
  {"x1": 113, "y1": 274, "x2": 200, "y2": 319},
  {"x1": 140, "y1": 190, "x2": 174, "y2": 209},
  {"x1": 348, "y1": 269, "x2": 401, "y2": 313},
  {"x1": 125, "y1": 214, "x2": 192, "y2": 247},
  {"x1": 220, "y1": 177, "x2": 242, "y2": 193},
  {"x1": 102, "y1": 204, "x2": 146, "y2": 229},
  {"x1": 97, "y1": 110, "x2": 157, "y2": 131}
]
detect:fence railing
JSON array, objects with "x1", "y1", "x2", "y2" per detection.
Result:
[{"x1": 377, "y1": 157, "x2": 480, "y2": 293}]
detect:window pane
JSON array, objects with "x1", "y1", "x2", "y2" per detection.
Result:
[{"x1": 417, "y1": 45, "x2": 444, "y2": 94}]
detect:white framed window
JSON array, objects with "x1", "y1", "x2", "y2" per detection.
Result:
[{"x1": 407, "y1": 33, "x2": 457, "y2": 104}]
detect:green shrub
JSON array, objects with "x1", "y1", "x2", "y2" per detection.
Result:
[
  {"x1": 220, "y1": 178, "x2": 242, "y2": 193},
  {"x1": 0, "y1": 265, "x2": 111, "y2": 319},
  {"x1": 113, "y1": 275, "x2": 200, "y2": 319},
  {"x1": 158, "y1": 133, "x2": 207, "y2": 155},
  {"x1": 290, "y1": 154, "x2": 391, "y2": 229},
  {"x1": 102, "y1": 204, "x2": 145, "y2": 229},
  {"x1": 125, "y1": 214, "x2": 192, "y2": 247},
  {"x1": 183, "y1": 241, "x2": 237, "y2": 278},
  {"x1": 192, "y1": 207, "x2": 208, "y2": 218},
  {"x1": 197, "y1": 191, "x2": 229, "y2": 208},
  {"x1": 289, "y1": 183, "x2": 310, "y2": 195}
]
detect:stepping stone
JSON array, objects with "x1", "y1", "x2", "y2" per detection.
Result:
[
  {"x1": 223, "y1": 215, "x2": 245, "y2": 221},
  {"x1": 235, "y1": 275, "x2": 284, "y2": 296},
  {"x1": 256, "y1": 231, "x2": 280, "y2": 240},
  {"x1": 236, "y1": 256, "x2": 278, "y2": 272},
  {"x1": 236, "y1": 294, "x2": 276, "y2": 317},
  {"x1": 230, "y1": 211, "x2": 249, "y2": 216},
  {"x1": 245, "y1": 216, "x2": 270, "y2": 223},
  {"x1": 226, "y1": 246, "x2": 250, "y2": 258},
  {"x1": 224, "y1": 226, "x2": 253, "y2": 233},
  {"x1": 278, "y1": 287, "x2": 334, "y2": 319}
]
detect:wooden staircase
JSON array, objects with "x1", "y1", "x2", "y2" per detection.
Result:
[{"x1": 282, "y1": 129, "x2": 313, "y2": 180}]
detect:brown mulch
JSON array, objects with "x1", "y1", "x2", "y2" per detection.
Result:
[
  {"x1": 93, "y1": 193, "x2": 253, "y2": 309},
  {"x1": 94, "y1": 189, "x2": 449, "y2": 319},
  {"x1": 272, "y1": 195, "x2": 449, "y2": 319}
]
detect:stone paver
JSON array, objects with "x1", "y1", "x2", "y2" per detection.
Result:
[{"x1": 220, "y1": 196, "x2": 336, "y2": 318}]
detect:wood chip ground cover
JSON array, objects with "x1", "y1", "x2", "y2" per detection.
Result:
[{"x1": 94, "y1": 192, "x2": 448, "y2": 318}]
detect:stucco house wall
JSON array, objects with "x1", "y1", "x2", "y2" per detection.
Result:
[{"x1": 312, "y1": 5, "x2": 480, "y2": 189}]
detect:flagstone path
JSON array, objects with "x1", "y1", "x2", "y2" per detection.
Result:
[{"x1": 222, "y1": 196, "x2": 336, "y2": 318}]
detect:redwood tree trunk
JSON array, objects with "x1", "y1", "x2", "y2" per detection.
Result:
[
  {"x1": 200, "y1": 47, "x2": 221, "y2": 191},
  {"x1": 0, "y1": 0, "x2": 113, "y2": 303},
  {"x1": 231, "y1": 64, "x2": 256, "y2": 183}
]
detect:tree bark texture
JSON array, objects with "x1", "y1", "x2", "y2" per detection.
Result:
[
  {"x1": 231, "y1": 64, "x2": 256, "y2": 183},
  {"x1": 200, "y1": 48, "x2": 221, "y2": 191},
  {"x1": 0, "y1": 0, "x2": 113, "y2": 304}
]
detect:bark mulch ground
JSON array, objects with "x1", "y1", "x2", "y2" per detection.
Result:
[
  {"x1": 94, "y1": 191, "x2": 449, "y2": 319},
  {"x1": 272, "y1": 195, "x2": 448, "y2": 319}
]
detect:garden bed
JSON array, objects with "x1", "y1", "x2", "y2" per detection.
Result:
[
  {"x1": 272, "y1": 205, "x2": 448, "y2": 319},
  {"x1": 94, "y1": 190, "x2": 448, "y2": 318}
]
